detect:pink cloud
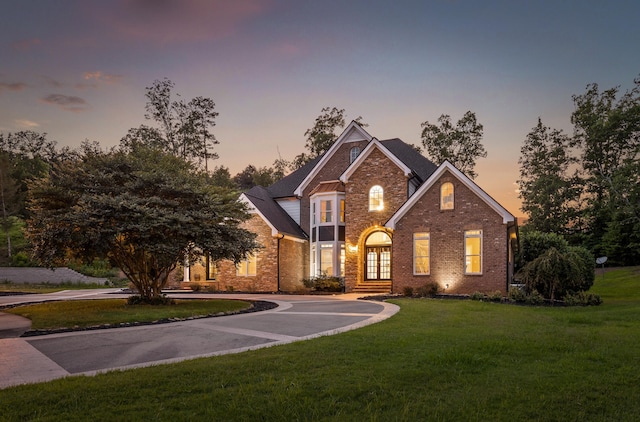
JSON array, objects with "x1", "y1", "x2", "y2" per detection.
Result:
[
  {"x1": 15, "y1": 119, "x2": 40, "y2": 129},
  {"x1": 41, "y1": 94, "x2": 89, "y2": 112},
  {"x1": 0, "y1": 82, "x2": 27, "y2": 93},
  {"x1": 90, "y1": 0, "x2": 270, "y2": 44},
  {"x1": 83, "y1": 71, "x2": 124, "y2": 84}
]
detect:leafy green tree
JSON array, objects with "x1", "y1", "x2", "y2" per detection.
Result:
[
  {"x1": 518, "y1": 118, "x2": 582, "y2": 234},
  {"x1": 124, "y1": 78, "x2": 219, "y2": 170},
  {"x1": 571, "y1": 77, "x2": 640, "y2": 256},
  {"x1": 0, "y1": 153, "x2": 18, "y2": 258},
  {"x1": 290, "y1": 107, "x2": 367, "y2": 169},
  {"x1": 420, "y1": 111, "x2": 486, "y2": 179},
  {"x1": 27, "y1": 146, "x2": 258, "y2": 302}
]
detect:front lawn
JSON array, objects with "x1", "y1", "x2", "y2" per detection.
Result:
[
  {"x1": 0, "y1": 268, "x2": 639, "y2": 421},
  {"x1": 4, "y1": 299, "x2": 251, "y2": 330}
]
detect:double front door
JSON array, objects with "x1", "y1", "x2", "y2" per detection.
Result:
[{"x1": 365, "y1": 246, "x2": 391, "y2": 280}]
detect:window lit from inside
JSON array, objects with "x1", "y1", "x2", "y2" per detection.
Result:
[
  {"x1": 237, "y1": 254, "x2": 257, "y2": 276},
  {"x1": 464, "y1": 230, "x2": 482, "y2": 274},
  {"x1": 320, "y1": 200, "x2": 332, "y2": 223},
  {"x1": 441, "y1": 182, "x2": 454, "y2": 210},
  {"x1": 413, "y1": 232, "x2": 430, "y2": 275},
  {"x1": 369, "y1": 185, "x2": 384, "y2": 211}
]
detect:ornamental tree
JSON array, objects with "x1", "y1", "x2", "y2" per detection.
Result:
[{"x1": 26, "y1": 145, "x2": 259, "y2": 302}]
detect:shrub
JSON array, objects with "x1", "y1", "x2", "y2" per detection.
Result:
[
  {"x1": 508, "y1": 287, "x2": 527, "y2": 303},
  {"x1": 525, "y1": 290, "x2": 544, "y2": 305},
  {"x1": 302, "y1": 275, "x2": 344, "y2": 292},
  {"x1": 470, "y1": 291, "x2": 486, "y2": 301},
  {"x1": 488, "y1": 291, "x2": 504, "y2": 302},
  {"x1": 11, "y1": 251, "x2": 34, "y2": 267},
  {"x1": 403, "y1": 286, "x2": 414, "y2": 297},
  {"x1": 416, "y1": 281, "x2": 439, "y2": 297},
  {"x1": 190, "y1": 283, "x2": 202, "y2": 292},
  {"x1": 517, "y1": 230, "x2": 569, "y2": 270},
  {"x1": 127, "y1": 294, "x2": 175, "y2": 306},
  {"x1": 564, "y1": 291, "x2": 603, "y2": 306}
]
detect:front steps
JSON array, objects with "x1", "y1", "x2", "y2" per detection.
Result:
[{"x1": 352, "y1": 282, "x2": 392, "y2": 294}]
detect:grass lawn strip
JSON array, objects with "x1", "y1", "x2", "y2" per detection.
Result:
[
  {"x1": 4, "y1": 299, "x2": 252, "y2": 331},
  {"x1": 0, "y1": 268, "x2": 638, "y2": 421}
]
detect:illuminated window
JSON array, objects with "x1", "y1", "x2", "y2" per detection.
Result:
[
  {"x1": 369, "y1": 185, "x2": 384, "y2": 211},
  {"x1": 340, "y1": 244, "x2": 345, "y2": 277},
  {"x1": 413, "y1": 233, "x2": 430, "y2": 275},
  {"x1": 236, "y1": 254, "x2": 257, "y2": 276},
  {"x1": 464, "y1": 230, "x2": 482, "y2": 274},
  {"x1": 320, "y1": 244, "x2": 334, "y2": 275},
  {"x1": 350, "y1": 146, "x2": 360, "y2": 163},
  {"x1": 312, "y1": 202, "x2": 316, "y2": 225},
  {"x1": 340, "y1": 199, "x2": 345, "y2": 223},
  {"x1": 206, "y1": 254, "x2": 217, "y2": 280},
  {"x1": 441, "y1": 182, "x2": 454, "y2": 210},
  {"x1": 320, "y1": 200, "x2": 332, "y2": 223}
]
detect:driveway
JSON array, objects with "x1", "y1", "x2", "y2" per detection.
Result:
[{"x1": 0, "y1": 290, "x2": 398, "y2": 389}]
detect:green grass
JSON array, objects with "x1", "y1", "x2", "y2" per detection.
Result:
[
  {"x1": 4, "y1": 299, "x2": 251, "y2": 330},
  {"x1": 1, "y1": 268, "x2": 639, "y2": 421},
  {"x1": 0, "y1": 281, "x2": 113, "y2": 294}
]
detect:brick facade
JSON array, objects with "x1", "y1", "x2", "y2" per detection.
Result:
[
  {"x1": 390, "y1": 170, "x2": 509, "y2": 294},
  {"x1": 343, "y1": 147, "x2": 409, "y2": 291},
  {"x1": 186, "y1": 123, "x2": 516, "y2": 295}
]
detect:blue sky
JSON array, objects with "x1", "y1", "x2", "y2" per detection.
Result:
[{"x1": 1, "y1": 0, "x2": 639, "y2": 216}]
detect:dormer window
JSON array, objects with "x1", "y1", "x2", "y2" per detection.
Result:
[
  {"x1": 441, "y1": 182, "x2": 454, "y2": 210},
  {"x1": 350, "y1": 146, "x2": 361, "y2": 163},
  {"x1": 369, "y1": 185, "x2": 384, "y2": 211}
]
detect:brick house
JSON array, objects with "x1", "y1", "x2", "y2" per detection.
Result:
[{"x1": 184, "y1": 121, "x2": 518, "y2": 294}]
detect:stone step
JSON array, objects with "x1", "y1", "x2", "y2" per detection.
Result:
[{"x1": 353, "y1": 282, "x2": 392, "y2": 294}]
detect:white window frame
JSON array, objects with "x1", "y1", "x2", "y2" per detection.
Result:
[
  {"x1": 350, "y1": 146, "x2": 361, "y2": 163},
  {"x1": 413, "y1": 232, "x2": 430, "y2": 275},
  {"x1": 369, "y1": 185, "x2": 384, "y2": 211},
  {"x1": 236, "y1": 254, "x2": 257, "y2": 277},
  {"x1": 441, "y1": 182, "x2": 454, "y2": 210},
  {"x1": 464, "y1": 230, "x2": 482, "y2": 275}
]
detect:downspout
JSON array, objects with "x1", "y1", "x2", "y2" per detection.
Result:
[{"x1": 277, "y1": 233, "x2": 285, "y2": 292}]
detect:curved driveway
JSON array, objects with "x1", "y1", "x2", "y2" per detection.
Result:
[{"x1": 0, "y1": 290, "x2": 398, "y2": 389}]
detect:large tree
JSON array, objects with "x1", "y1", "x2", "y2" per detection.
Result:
[
  {"x1": 571, "y1": 76, "x2": 640, "y2": 260},
  {"x1": 27, "y1": 145, "x2": 258, "y2": 302},
  {"x1": 291, "y1": 107, "x2": 366, "y2": 169},
  {"x1": 420, "y1": 111, "x2": 486, "y2": 179},
  {"x1": 518, "y1": 118, "x2": 582, "y2": 234},
  {"x1": 122, "y1": 78, "x2": 219, "y2": 170}
]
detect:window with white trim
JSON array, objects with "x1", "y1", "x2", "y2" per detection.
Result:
[
  {"x1": 413, "y1": 232, "x2": 430, "y2": 275},
  {"x1": 369, "y1": 185, "x2": 384, "y2": 211},
  {"x1": 441, "y1": 182, "x2": 454, "y2": 210},
  {"x1": 464, "y1": 230, "x2": 482, "y2": 274},
  {"x1": 320, "y1": 200, "x2": 332, "y2": 223},
  {"x1": 350, "y1": 146, "x2": 361, "y2": 163},
  {"x1": 236, "y1": 254, "x2": 257, "y2": 276}
]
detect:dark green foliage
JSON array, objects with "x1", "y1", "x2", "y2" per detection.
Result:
[
  {"x1": 518, "y1": 247, "x2": 592, "y2": 301},
  {"x1": 420, "y1": 111, "x2": 486, "y2": 179},
  {"x1": 518, "y1": 230, "x2": 569, "y2": 268},
  {"x1": 402, "y1": 286, "x2": 414, "y2": 297},
  {"x1": 302, "y1": 275, "x2": 344, "y2": 292},
  {"x1": 563, "y1": 291, "x2": 603, "y2": 306},
  {"x1": 126, "y1": 294, "x2": 175, "y2": 306},
  {"x1": 26, "y1": 146, "x2": 259, "y2": 301},
  {"x1": 415, "y1": 281, "x2": 439, "y2": 297}
]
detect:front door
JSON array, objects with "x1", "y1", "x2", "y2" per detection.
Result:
[
  {"x1": 364, "y1": 231, "x2": 392, "y2": 281},
  {"x1": 366, "y1": 246, "x2": 391, "y2": 280}
]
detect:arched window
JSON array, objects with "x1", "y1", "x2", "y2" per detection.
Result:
[
  {"x1": 369, "y1": 185, "x2": 384, "y2": 211},
  {"x1": 350, "y1": 146, "x2": 361, "y2": 163},
  {"x1": 440, "y1": 182, "x2": 454, "y2": 210}
]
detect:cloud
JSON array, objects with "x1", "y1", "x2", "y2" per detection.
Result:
[
  {"x1": 0, "y1": 82, "x2": 27, "y2": 93},
  {"x1": 15, "y1": 119, "x2": 40, "y2": 129},
  {"x1": 83, "y1": 71, "x2": 124, "y2": 84},
  {"x1": 12, "y1": 38, "x2": 42, "y2": 52},
  {"x1": 90, "y1": 0, "x2": 269, "y2": 44},
  {"x1": 41, "y1": 94, "x2": 89, "y2": 112}
]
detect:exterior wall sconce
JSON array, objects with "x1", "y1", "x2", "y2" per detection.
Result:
[{"x1": 348, "y1": 244, "x2": 358, "y2": 253}]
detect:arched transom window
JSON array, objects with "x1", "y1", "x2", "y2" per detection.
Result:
[
  {"x1": 441, "y1": 182, "x2": 454, "y2": 210},
  {"x1": 369, "y1": 185, "x2": 384, "y2": 211}
]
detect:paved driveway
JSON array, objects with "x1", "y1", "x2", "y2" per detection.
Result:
[{"x1": 0, "y1": 290, "x2": 398, "y2": 389}]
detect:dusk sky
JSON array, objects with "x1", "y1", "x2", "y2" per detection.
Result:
[{"x1": 1, "y1": 0, "x2": 639, "y2": 217}]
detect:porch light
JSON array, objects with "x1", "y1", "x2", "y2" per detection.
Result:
[{"x1": 348, "y1": 244, "x2": 358, "y2": 253}]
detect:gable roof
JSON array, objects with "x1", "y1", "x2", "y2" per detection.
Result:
[
  {"x1": 267, "y1": 155, "x2": 322, "y2": 198},
  {"x1": 379, "y1": 139, "x2": 438, "y2": 183},
  {"x1": 241, "y1": 186, "x2": 307, "y2": 239},
  {"x1": 339, "y1": 138, "x2": 413, "y2": 182},
  {"x1": 386, "y1": 161, "x2": 515, "y2": 228},
  {"x1": 293, "y1": 121, "x2": 372, "y2": 197}
]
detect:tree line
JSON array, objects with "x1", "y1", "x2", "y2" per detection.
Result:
[{"x1": 1, "y1": 76, "x2": 637, "y2": 301}]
